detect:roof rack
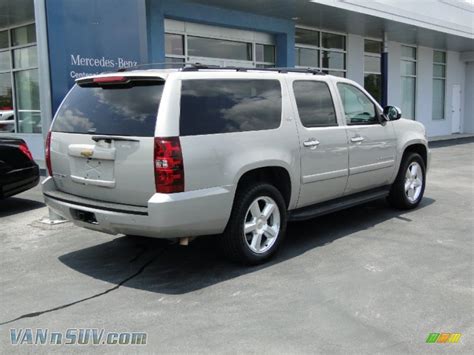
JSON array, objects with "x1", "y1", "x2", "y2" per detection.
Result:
[
  {"x1": 181, "y1": 63, "x2": 326, "y2": 75},
  {"x1": 115, "y1": 62, "x2": 326, "y2": 75}
]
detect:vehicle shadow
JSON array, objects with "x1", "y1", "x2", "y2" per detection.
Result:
[
  {"x1": 0, "y1": 197, "x2": 45, "y2": 218},
  {"x1": 58, "y1": 197, "x2": 435, "y2": 295}
]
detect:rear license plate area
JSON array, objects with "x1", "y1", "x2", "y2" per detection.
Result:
[{"x1": 70, "y1": 208, "x2": 98, "y2": 224}]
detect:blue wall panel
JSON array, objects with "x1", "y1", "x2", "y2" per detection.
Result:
[
  {"x1": 46, "y1": 0, "x2": 295, "y2": 113},
  {"x1": 46, "y1": 0, "x2": 148, "y2": 113},
  {"x1": 147, "y1": 0, "x2": 295, "y2": 67}
]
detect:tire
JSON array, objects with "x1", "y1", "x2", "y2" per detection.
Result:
[
  {"x1": 221, "y1": 183, "x2": 287, "y2": 265},
  {"x1": 388, "y1": 152, "x2": 426, "y2": 210}
]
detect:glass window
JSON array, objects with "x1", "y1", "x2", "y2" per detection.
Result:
[
  {"x1": 53, "y1": 81, "x2": 164, "y2": 136},
  {"x1": 15, "y1": 69, "x2": 40, "y2": 133},
  {"x1": 293, "y1": 81, "x2": 337, "y2": 127},
  {"x1": 187, "y1": 36, "x2": 252, "y2": 61},
  {"x1": 165, "y1": 33, "x2": 184, "y2": 56},
  {"x1": 180, "y1": 80, "x2": 282, "y2": 136},
  {"x1": 295, "y1": 47, "x2": 319, "y2": 67},
  {"x1": 323, "y1": 70, "x2": 345, "y2": 77},
  {"x1": 364, "y1": 56, "x2": 380, "y2": 73},
  {"x1": 17, "y1": 111, "x2": 41, "y2": 133},
  {"x1": 400, "y1": 46, "x2": 417, "y2": 120},
  {"x1": 433, "y1": 64, "x2": 445, "y2": 78},
  {"x1": 13, "y1": 46, "x2": 37, "y2": 68},
  {"x1": 433, "y1": 50, "x2": 446, "y2": 63},
  {"x1": 432, "y1": 51, "x2": 446, "y2": 120},
  {"x1": 0, "y1": 73, "x2": 13, "y2": 109},
  {"x1": 0, "y1": 31, "x2": 8, "y2": 49},
  {"x1": 337, "y1": 83, "x2": 377, "y2": 125},
  {"x1": 11, "y1": 24, "x2": 36, "y2": 47},
  {"x1": 256, "y1": 44, "x2": 275, "y2": 63},
  {"x1": 401, "y1": 77, "x2": 416, "y2": 119},
  {"x1": 364, "y1": 40, "x2": 382, "y2": 54},
  {"x1": 14, "y1": 69, "x2": 39, "y2": 110},
  {"x1": 432, "y1": 79, "x2": 445, "y2": 120},
  {"x1": 0, "y1": 22, "x2": 40, "y2": 134},
  {"x1": 295, "y1": 28, "x2": 319, "y2": 46},
  {"x1": 165, "y1": 57, "x2": 185, "y2": 67},
  {"x1": 401, "y1": 60, "x2": 416, "y2": 76},
  {"x1": 0, "y1": 72, "x2": 15, "y2": 133},
  {"x1": 364, "y1": 74, "x2": 382, "y2": 103},
  {"x1": 0, "y1": 51, "x2": 10, "y2": 71},
  {"x1": 321, "y1": 32, "x2": 345, "y2": 50},
  {"x1": 321, "y1": 51, "x2": 345, "y2": 70},
  {"x1": 401, "y1": 46, "x2": 416, "y2": 60}
]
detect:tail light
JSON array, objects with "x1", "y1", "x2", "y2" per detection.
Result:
[
  {"x1": 18, "y1": 142, "x2": 33, "y2": 161},
  {"x1": 154, "y1": 137, "x2": 184, "y2": 193},
  {"x1": 45, "y1": 131, "x2": 53, "y2": 176}
]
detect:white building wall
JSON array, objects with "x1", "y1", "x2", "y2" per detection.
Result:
[
  {"x1": 445, "y1": 51, "x2": 466, "y2": 133},
  {"x1": 415, "y1": 46, "x2": 435, "y2": 134},
  {"x1": 387, "y1": 41, "x2": 401, "y2": 109},
  {"x1": 346, "y1": 33, "x2": 364, "y2": 86},
  {"x1": 464, "y1": 62, "x2": 474, "y2": 133}
]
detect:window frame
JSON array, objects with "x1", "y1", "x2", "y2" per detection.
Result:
[
  {"x1": 432, "y1": 49, "x2": 447, "y2": 120},
  {"x1": 164, "y1": 31, "x2": 277, "y2": 68},
  {"x1": 336, "y1": 82, "x2": 382, "y2": 126},
  {"x1": 292, "y1": 79, "x2": 339, "y2": 128},
  {"x1": 363, "y1": 38, "x2": 383, "y2": 103},
  {"x1": 400, "y1": 44, "x2": 417, "y2": 120},
  {"x1": 295, "y1": 26, "x2": 347, "y2": 77},
  {"x1": 0, "y1": 21, "x2": 39, "y2": 134}
]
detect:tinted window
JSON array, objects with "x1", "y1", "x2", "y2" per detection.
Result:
[
  {"x1": 180, "y1": 79, "x2": 281, "y2": 136},
  {"x1": 53, "y1": 82, "x2": 163, "y2": 136},
  {"x1": 337, "y1": 83, "x2": 378, "y2": 125},
  {"x1": 293, "y1": 81, "x2": 337, "y2": 127}
]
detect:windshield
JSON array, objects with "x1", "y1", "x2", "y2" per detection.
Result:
[{"x1": 52, "y1": 81, "x2": 164, "y2": 137}]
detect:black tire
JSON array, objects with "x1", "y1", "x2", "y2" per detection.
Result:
[
  {"x1": 220, "y1": 183, "x2": 287, "y2": 265},
  {"x1": 388, "y1": 152, "x2": 426, "y2": 210}
]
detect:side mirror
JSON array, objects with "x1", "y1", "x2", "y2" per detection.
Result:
[{"x1": 383, "y1": 106, "x2": 402, "y2": 121}]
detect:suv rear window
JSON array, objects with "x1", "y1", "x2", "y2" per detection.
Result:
[
  {"x1": 52, "y1": 80, "x2": 164, "y2": 137},
  {"x1": 180, "y1": 79, "x2": 282, "y2": 136}
]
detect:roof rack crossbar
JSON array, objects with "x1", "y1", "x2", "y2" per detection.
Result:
[
  {"x1": 113, "y1": 62, "x2": 327, "y2": 75},
  {"x1": 180, "y1": 64, "x2": 326, "y2": 75}
]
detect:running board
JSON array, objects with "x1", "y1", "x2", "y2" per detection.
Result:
[{"x1": 288, "y1": 186, "x2": 390, "y2": 222}]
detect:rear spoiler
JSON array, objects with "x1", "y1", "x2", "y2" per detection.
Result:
[{"x1": 77, "y1": 76, "x2": 165, "y2": 88}]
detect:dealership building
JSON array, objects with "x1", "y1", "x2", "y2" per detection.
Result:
[{"x1": 0, "y1": 0, "x2": 473, "y2": 167}]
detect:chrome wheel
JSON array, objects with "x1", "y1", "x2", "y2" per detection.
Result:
[
  {"x1": 405, "y1": 162, "x2": 423, "y2": 203},
  {"x1": 244, "y1": 196, "x2": 281, "y2": 254}
]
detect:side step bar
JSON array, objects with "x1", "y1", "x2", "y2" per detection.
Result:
[{"x1": 288, "y1": 186, "x2": 390, "y2": 222}]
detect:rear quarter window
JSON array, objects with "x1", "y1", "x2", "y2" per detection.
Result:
[{"x1": 179, "y1": 79, "x2": 282, "y2": 136}]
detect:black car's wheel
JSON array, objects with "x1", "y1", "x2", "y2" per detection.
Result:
[
  {"x1": 388, "y1": 152, "x2": 426, "y2": 209},
  {"x1": 221, "y1": 183, "x2": 287, "y2": 265}
]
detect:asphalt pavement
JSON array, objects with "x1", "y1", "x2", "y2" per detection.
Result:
[{"x1": 0, "y1": 141, "x2": 472, "y2": 354}]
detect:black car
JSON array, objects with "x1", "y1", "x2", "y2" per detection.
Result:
[{"x1": 0, "y1": 137, "x2": 40, "y2": 199}]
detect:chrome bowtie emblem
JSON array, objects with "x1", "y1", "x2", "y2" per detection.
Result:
[{"x1": 80, "y1": 149, "x2": 94, "y2": 158}]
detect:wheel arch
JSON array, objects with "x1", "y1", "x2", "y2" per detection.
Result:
[{"x1": 233, "y1": 164, "x2": 295, "y2": 209}]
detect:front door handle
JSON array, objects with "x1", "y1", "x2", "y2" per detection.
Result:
[
  {"x1": 303, "y1": 139, "x2": 320, "y2": 148},
  {"x1": 351, "y1": 136, "x2": 365, "y2": 143}
]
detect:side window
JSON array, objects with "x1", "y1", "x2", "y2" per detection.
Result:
[
  {"x1": 293, "y1": 81, "x2": 337, "y2": 127},
  {"x1": 180, "y1": 79, "x2": 282, "y2": 136},
  {"x1": 337, "y1": 83, "x2": 378, "y2": 125}
]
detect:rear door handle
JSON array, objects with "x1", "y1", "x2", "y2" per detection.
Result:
[
  {"x1": 351, "y1": 136, "x2": 365, "y2": 143},
  {"x1": 303, "y1": 139, "x2": 320, "y2": 148}
]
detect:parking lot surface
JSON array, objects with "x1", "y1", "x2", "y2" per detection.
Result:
[{"x1": 0, "y1": 141, "x2": 472, "y2": 354}]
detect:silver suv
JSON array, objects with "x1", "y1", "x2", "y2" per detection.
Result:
[{"x1": 43, "y1": 66, "x2": 430, "y2": 264}]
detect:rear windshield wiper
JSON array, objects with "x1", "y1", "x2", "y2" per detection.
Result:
[{"x1": 91, "y1": 135, "x2": 140, "y2": 143}]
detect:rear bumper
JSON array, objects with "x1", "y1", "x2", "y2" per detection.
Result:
[
  {"x1": 42, "y1": 177, "x2": 233, "y2": 239},
  {"x1": 1, "y1": 165, "x2": 39, "y2": 198}
]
